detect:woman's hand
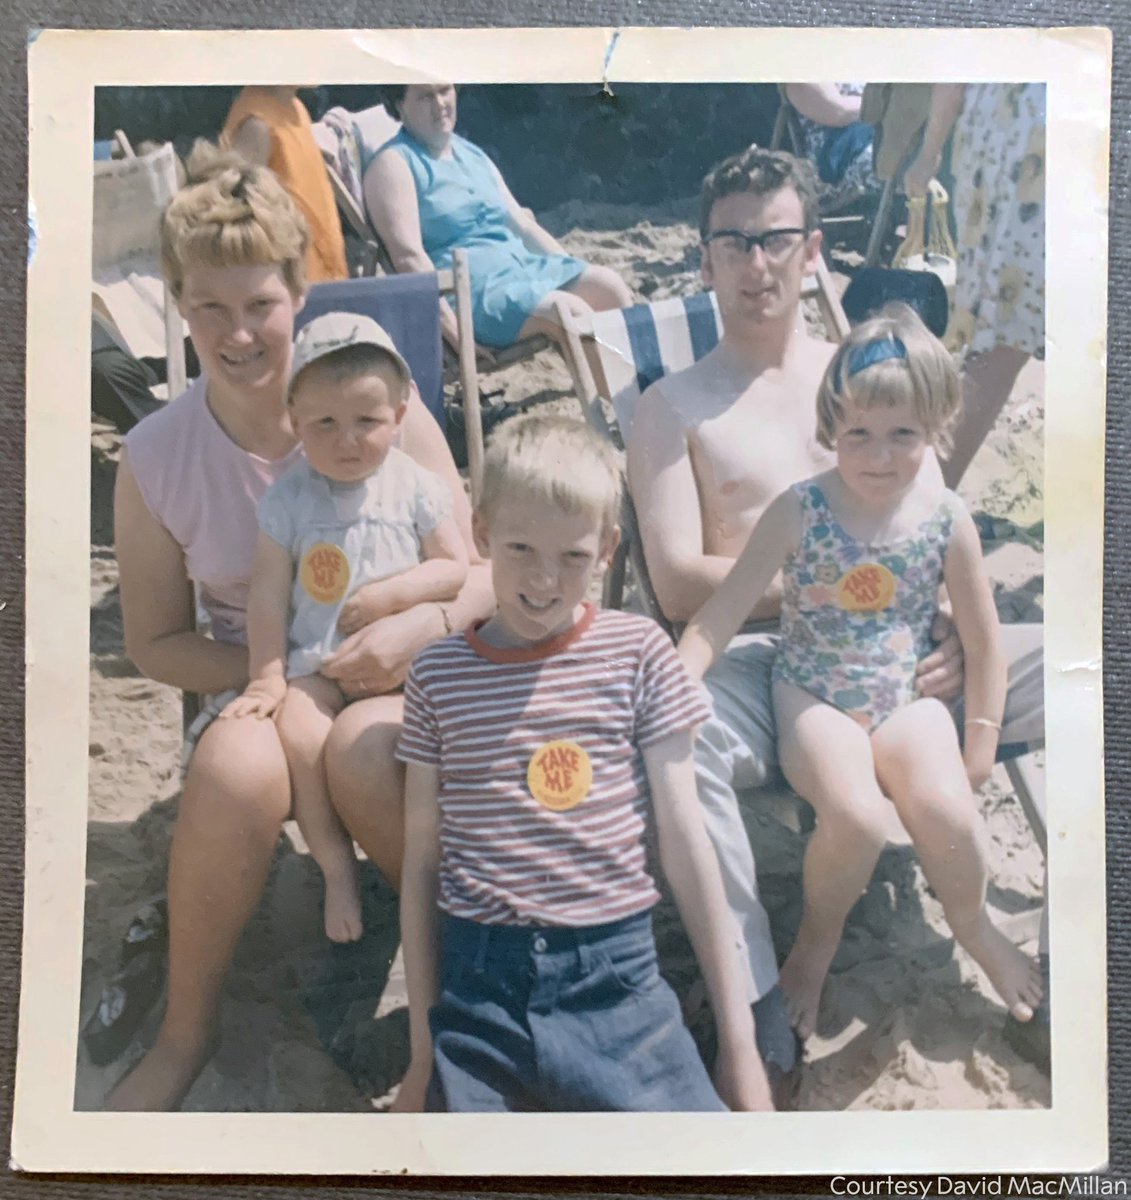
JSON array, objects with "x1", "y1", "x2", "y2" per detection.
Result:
[
  {"x1": 338, "y1": 582, "x2": 395, "y2": 638},
  {"x1": 784, "y1": 83, "x2": 862, "y2": 129},
  {"x1": 322, "y1": 603, "x2": 443, "y2": 698},
  {"x1": 220, "y1": 676, "x2": 286, "y2": 720},
  {"x1": 902, "y1": 150, "x2": 941, "y2": 200},
  {"x1": 916, "y1": 610, "x2": 965, "y2": 703}
]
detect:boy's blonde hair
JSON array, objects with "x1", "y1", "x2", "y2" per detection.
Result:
[
  {"x1": 478, "y1": 414, "x2": 622, "y2": 538},
  {"x1": 816, "y1": 302, "x2": 962, "y2": 456},
  {"x1": 160, "y1": 140, "x2": 309, "y2": 300}
]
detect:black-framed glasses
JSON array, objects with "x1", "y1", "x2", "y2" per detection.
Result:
[{"x1": 703, "y1": 227, "x2": 808, "y2": 261}]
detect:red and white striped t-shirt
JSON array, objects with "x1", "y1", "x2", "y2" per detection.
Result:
[{"x1": 397, "y1": 604, "x2": 712, "y2": 927}]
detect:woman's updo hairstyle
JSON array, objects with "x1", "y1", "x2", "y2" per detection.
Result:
[
  {"x1": 378, "y1": 85, "x2": 409, "y2": 120},
  {"x1": 160, "y1": 139, "x2": 309, "y2": 300},
  {"x1": 377, "y1": 83, "x2": 458, "y2": 122}
]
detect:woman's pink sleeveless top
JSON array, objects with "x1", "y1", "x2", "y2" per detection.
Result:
[{"x1": 124, "y1": 378, "x2": 302, "y2": 646}]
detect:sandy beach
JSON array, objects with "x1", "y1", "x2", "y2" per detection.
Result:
[{"x1": 78, "y1": 197, "x2": 1050, "y2": 1114}]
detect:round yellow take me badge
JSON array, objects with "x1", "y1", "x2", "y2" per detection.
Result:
[
  {"x1": 527, "y1": 740, "x2": 593, "y2": 812},
  {"x1": 300, "y1": 542, "x2": 352, "y2": 605},
  {"x1": 836, "y1": 561, "x2": 897, "y2": 612}
]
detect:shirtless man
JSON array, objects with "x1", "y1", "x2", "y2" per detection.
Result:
[{"x1": 627, "y1": 146, "x2": 1045, "y2": 1087}]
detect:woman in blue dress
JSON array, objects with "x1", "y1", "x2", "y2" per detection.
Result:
[{"x1": 362, "y1": 83, "x2": 633, "y2": 351}]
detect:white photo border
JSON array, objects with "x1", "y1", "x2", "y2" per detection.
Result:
[{"x1": 18, "y1": 25, "x2": 1110, "y2": 1175}]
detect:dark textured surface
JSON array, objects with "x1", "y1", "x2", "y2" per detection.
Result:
[
  {"x1": 93, "y1": 82, "x2": 787, "y2": 209},
  {"x1": 4, "y1": 0, "x2": 1126, "y2": 1194}
]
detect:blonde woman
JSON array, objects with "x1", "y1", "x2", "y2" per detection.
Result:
[{"x1": 106, "y1": 144, "x2": 492, "y2": 1110}]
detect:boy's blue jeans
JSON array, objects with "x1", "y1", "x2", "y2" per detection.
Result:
[{"x1": 425, "y1": 910, "x2": 726, "y2": 1112}]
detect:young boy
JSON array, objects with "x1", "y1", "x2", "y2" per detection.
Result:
[
  {"x1": 221, "y1": 312, "x2": 468, "y2": 943},
  {"x1": 392, "y1": 414, "x2": 772, "y2": 1112}
]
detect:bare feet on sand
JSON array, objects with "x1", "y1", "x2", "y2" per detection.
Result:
[
  {"x1": 103, "y1": 1030, "x2": 216, "y2": 1111},
  {"x1": 323, "y1": 868, "x2": 363, "y2": 943},
  {"x1": 778, "y1": 931, "x2": 839, "y2": 1039},
  {"x1": 955, "y1": 913, "x2": 1043, "y2": 1022}
]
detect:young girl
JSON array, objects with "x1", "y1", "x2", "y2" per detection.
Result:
[
  {"x1": 679, "y1": 303, "x2": 1043, "y2": 1039},
  {"x1": 222, "y1": 312, "x2": 468, "y2": 942}
]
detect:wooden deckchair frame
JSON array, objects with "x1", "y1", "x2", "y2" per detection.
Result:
[
  {"x1": 769, "y1": 87, "x2": 906, "y2": 269},
  {"x1": 769, "y1": 91, "x2": 807, "y2": 158},
  {"x1": 552, "y1": 298, "x2": 669, "y2": 634},
  {"x1": 101, "y1": 131, "x2": 188, "y2": 404}
]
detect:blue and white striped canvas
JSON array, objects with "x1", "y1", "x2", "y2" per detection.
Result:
[{"x1": 591, "y1": 291, "x2": 723, "y2": 437}]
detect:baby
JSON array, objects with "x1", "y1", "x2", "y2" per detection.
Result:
[{"x1": 223, "y1": 312, "x2": 468, "y2": 941}]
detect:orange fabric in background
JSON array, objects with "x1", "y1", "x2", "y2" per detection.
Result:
[{"x1": 222, "y1": 87, "x2": 348, "y2": 283}]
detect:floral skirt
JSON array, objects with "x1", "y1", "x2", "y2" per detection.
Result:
[{"x1": 947, "y1": 83, "x2": 1045, "y2": 359}]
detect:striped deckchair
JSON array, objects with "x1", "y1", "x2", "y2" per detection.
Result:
[
  {"x1": 555, "y1": 291, "x2": 728, "y2": 639},
  {"x1": 588, "y1": 290, "x2": 725, "y2": 442}
]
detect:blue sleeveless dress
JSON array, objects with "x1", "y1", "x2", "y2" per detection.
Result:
[{"x1": 382, "y1": 130, "x2": 586, "y2": 347}]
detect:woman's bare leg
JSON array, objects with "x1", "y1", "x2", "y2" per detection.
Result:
[
  {"x1": 563, "y1": 264, "x2": 634, "y2": 312},
  {"x1": 277, "y1": 675, "x2": 361, "y2": 943},
  {"x1": 774, "y1": 683, "x2": 892, "y2": 1038},
  {"x1": 873, "y1": 698, "x2": 1043, "y2": 1020},
  {"x1": 323, "y1": 693, "x2": 407, "y2": 892},
  {"x1": 517, "y1": 265, "x2": 635, "y2": 341},
  {"x1": 104, "y1": 715, "x2": 291, "y2": 1110},
  {"x1": 519, "y1": 274, "x2": 633, "y2": 402},
  {"x1": 944, "y1": 344, "x2": 1030, "y2": 488}
]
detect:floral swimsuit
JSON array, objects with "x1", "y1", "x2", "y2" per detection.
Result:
[{"x1": 773, "y1": 480, "x2": 959, "y2": 731}]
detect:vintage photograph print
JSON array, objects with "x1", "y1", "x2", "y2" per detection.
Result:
[{"x1": 18, "y1": 26, "x2": 1108, "y2": 1177}]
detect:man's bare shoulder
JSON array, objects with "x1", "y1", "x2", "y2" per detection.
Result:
[
  {"x1": 634, "y1": 345, "x2": 735, "y2": 437},
  {"x1": 796, "y1": 332, "x2": 838, "y2": 372},
  {"x1": 636, "y1": 332, "x2": 838, "y2": 425},
  {"x1": 649, "y1": 345, "x2": 726, "y2": 398}
]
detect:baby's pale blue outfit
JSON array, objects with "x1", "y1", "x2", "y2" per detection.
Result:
[
  {"x1": 382, "y1": 129, "x2": 586, "y2": 347},
  {"x1": 257, "y1": 448, "x2": 451, "y2": 679},
  {"x1": 773, "y1": 479, "x2": 960, "y2": 731}
]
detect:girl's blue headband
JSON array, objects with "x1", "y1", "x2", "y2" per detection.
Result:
[{"x1": 838, "y1": 334, "x2": 907, "y2": 390}]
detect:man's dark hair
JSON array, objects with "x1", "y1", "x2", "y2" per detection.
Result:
[{"x1": 699, "y1": 145, "x2": 821, "y2": 239}]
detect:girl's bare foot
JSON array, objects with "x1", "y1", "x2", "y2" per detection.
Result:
[
  {"x1": 955, "y1": 912, "x2": 1043, "y2": 1021},
  {"x1": 323, "y1": 868, "x2": 363, "y2": 943},
  {"x1": 778, "y1": 932, "x2": 838, "y2": 1039},
  {"x1": 103, "y1": 1028, "x2": 217, "y2": 1111}
]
